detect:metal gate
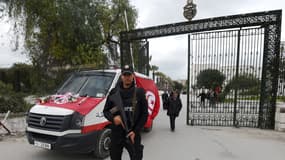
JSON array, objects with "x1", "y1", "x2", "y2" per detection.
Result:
[
  {"x1": 188, "y1": 28, "x2": 264, "y2": 127},
  {"x1": 120, "y1": 10, "x2": 282, "y2": 129}
]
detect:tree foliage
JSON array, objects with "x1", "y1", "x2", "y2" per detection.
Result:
[
  {"x1": 150, "y1": 64, "x2": 159, "y2": 72},
  {"x1": 196, "y1": 69, "x2": 225, "y2": 89},
  {"x1": 155, "y1": 71, "x2": 173, "y2": 90},
  {"x1": 172, "y1": 81, "x2": 183, "y2": 92},
  {"x1": 0, "y1": 80, "x2": 31, "y2": 113},
  {"x1": 224, "y1": 74, "x2": 260, "y2": 95},
  {"x1": 1, "y1": 0, "x2": 137, "y2": 70}
]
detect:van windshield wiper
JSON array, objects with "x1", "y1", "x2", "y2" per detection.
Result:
[{"x1": 80, "y1": 93, "x2": 88, "y2": 97}]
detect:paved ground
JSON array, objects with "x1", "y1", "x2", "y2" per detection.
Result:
[
  {"x1": 1, "y1": 95, "x2": 285, "y2": 160},
  {"x1": 130, "y1": 95, "x2": 285, "y2": 160}
]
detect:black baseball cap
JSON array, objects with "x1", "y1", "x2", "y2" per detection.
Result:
[{"x1": 121, "y1": 65, "x2": 134, "y2": 75}]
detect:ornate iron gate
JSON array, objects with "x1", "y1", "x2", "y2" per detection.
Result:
[
  {"x1": 120, "y1": 10, "x2": 282, "y2": 129},
  {"x1": 188, "y1": 28, "x2": 264, "y2": 127}
]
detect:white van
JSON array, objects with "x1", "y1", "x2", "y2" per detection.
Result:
[{"x1": 26, "y1": 69, "x2": 160, "y2": 158}]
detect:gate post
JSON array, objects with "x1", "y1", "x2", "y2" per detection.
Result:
[
  {"x1": 120, "y1": 40, "x2": 131, "y2": 68},
  {"x1": 233, "y1": 29, "x2": 241, "y2": 127},
  {"x1": 258, "y1": 26, "x2": 268, "y2": 128},
  {"x1": 187, "y1": 34, "x2": 191, "y2": 125}
]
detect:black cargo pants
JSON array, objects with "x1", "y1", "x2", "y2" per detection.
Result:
[{"x1": 110, "y1": 127, "x2": 144, "y2": 160}]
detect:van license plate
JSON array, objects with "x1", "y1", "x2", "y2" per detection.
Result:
[{"x1": 34, "y1": 141, "x2": 51, "y2": 149}]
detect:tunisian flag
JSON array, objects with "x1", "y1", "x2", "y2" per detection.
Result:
[{"x1": 135, "y1": 75, "x2": 160, "y2": 128}]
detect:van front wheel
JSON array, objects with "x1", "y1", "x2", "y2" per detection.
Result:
[{"x1": 94, "y1": 128, "x2": 111, "y2": 159}]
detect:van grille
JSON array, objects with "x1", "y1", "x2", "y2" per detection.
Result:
[
  {"x1": 28, "y1": 113, "x2": 71, "y2": 131},
  {"x1": 30, "y1": 132, "x2": 58, "y2": 142}
]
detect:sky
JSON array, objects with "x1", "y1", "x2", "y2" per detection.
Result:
[
  {"x1": 1, "y1": 0, "x2": 285, "y2": 80},
  {"x1": 0, "y1": 16, "x2": 28, "y2": 68}
]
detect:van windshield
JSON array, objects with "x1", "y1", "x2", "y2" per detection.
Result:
[{"x1": 57, "y1": 72, "x2": 115, "y2": 98}]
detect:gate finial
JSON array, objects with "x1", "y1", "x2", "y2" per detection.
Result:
[{"x1": 183, "y1": 0, "x2": 197, "y2": 21}]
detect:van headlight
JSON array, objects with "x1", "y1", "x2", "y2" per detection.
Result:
[{"x1": 71, "y1": 112, "x2": 84, "y2": 129}]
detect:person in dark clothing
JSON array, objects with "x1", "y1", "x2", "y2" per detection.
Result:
[
  {"x1": 103, "y1": 65, "x2": 148, "y2": 160},
  {"x1": 197, "y1": 90, "x2": 207, "y2": 107},
  {"x1": 166, "y1": 90, "x2": 182, "y2": 131},
  {"x1": 161, "y1": 90, "x2": 169, "y2": 110},
  {"x1": 208, "y1": 89, "x2": 216, "y2": 107}
]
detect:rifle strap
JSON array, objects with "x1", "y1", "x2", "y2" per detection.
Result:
[{"x1": 131, "y1": 87, "x2": 137, "y2": 123}]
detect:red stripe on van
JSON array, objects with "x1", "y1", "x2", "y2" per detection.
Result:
[
  {"x1": 81, "y1": 121, "x2": 111, "y2": 134},
  {"x1": 43, "y1": 97, "x2": 104, "y2": 115}
]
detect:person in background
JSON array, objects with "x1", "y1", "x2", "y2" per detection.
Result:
[
  {"x1": 208, "y1": 89, "x2": 216, "y2": 107},
  {"x1": 161, "y1": 90, "x2": 169, "y2": 110},
  {"x1": 166, "y1": 90, "x2": 182, "y2": 132},
  {"x1": 197, "y1": 90, "x2": 207, "y2": 107}
]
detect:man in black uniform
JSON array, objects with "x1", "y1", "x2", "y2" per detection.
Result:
[{"x1": 103, "y1": 65, "x2": 148, "y2": 160}]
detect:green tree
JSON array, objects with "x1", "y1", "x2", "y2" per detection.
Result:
[
  {"x1": 1, "y1": 0, "x2": 137, "y2": 71},
  {"x1": 172, "y1": 81, "x2": 183, "y2": 92},
  {"x1": 0, "y1": 80, "x2": 31, "y2": 113},
  {"x1": 196, "y1": 69, "x2": 225, "y2": 89},
  {"x1": 150, "y1": 64, "x2": 159, "y2": 80},
  {"x1": 155, "y1": 71, "x2": 172, "y2": 90},
  {"x1": 224, "y1": 74, "x2": 260, "y2": 95}
]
